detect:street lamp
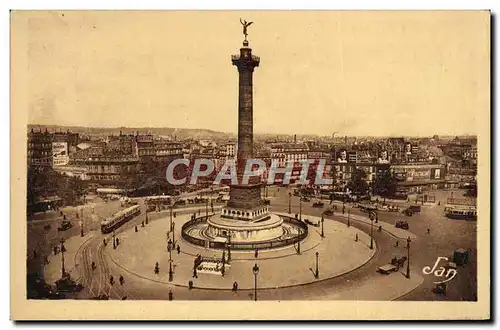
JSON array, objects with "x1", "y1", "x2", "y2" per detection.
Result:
[
  {"x1": 172, "y1": 222, "x2": 176, "y2": 246},
  {"x1": 169, "y1": 206, "x2": 173, "y2": 231},
  {"x1": 370, "y1": 214, "x2": 374, "y2": 250},
  {"x1": 145, "y1": 209, "x2": 149, "y2": 225},
  {"x1": 205, "y1": 197, "x2": 208, "y2": 217},
  {"x1": 347, "y1": 208, "x2": 351, "y2": 227},
  {"x1": 299, "y1": 197, "x2": 302, "y2": 221},
  {"x1": 252, "y1": 263, "x2": 259, "y2": 301},
  {"x1": 315, "y1": 252, "x2": 319, "y2": 279},
  {"x1": 321, "y1": 215, "x2": 325, "y2": 238},
  {"x1": 288, "y1": 192, "x2": 292, "y2": 214},
  {"x1": 169, "y1": 259, "x2": 174, "y2": 282},
  {"x1": 60, "y1": 237, "x2": 66, "y2": 277},
  {"x1": 80, "y1": 220, "x2": 84, "y2": 237},
  {"x1": 297, "y1": 228, "x2": 301, "y2": 255},
  {"x1": 406, "y1": 236, "x2": 411, "y2": 279},
  {"x1": 227, "y1": 233, "x2": 232, "y2": 262}
]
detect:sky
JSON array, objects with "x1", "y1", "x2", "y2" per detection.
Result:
[{"x1": 13, "y1": 11, "x2": 489, "y2": 136}]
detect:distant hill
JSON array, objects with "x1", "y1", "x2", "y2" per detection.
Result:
[{"x1": 28, "y1": 124, "x2": 236, "y2": 140}]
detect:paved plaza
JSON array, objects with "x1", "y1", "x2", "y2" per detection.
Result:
[{"x1": 106, "y1": 212, "x2": 376, "y2": 290}]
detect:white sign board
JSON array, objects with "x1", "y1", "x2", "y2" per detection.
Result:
[{"x1": 52, "y1": 142, "x2": 69, "y2": 167}]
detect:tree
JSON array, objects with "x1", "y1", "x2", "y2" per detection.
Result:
[
  {"x1": 27, "y1": 166, "x2": 88, "y2": 210},
  {"x1": 373, "y1": 167, "x2": 398, "y2": 198},
  {"x1": 347, "y1": 168, "x2": 369, "y2": 198}
]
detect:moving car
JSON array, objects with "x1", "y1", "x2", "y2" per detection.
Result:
[
  {"x1": 312, "y1": 201, "x2": 324, "y2": 208},
  {"x1": 323, "y1": 209, "x2": 333, "y2": 216},
  {"x1": 402, "y1": 205, "x2": 421, "y2": 216},
  {"x1": 378, "y1": 264, "x2": 398, "y2": 275},
  {"x1": 57, "y1": 219, "x2": 73, "y2": 231},
  {"x1": 395, "y1": 220, "x2": 409, "y2": 230},
  {"x1": 453, "y1": 248, "x2": 470, "y2": 266}
]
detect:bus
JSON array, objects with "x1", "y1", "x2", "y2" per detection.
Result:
[{"x1": 444, "y1": 205, "x2": 477, "y2": 220}]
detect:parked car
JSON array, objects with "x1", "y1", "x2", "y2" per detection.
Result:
[{"x1": 395, "y1": 220, "x2": 409, "y2": 230}]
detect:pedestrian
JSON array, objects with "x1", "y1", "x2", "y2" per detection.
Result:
[
  {"x1": 395, "y1": 240, "x2": 399, "y2": 247},
  {"x1": 53, "y1": 245, "x2": 58, "y2": 255},
  {"x1": 177, "y1": 245, "x2": 181, "y2": 254},
  {"x1": 135, "y1": 225, "x2": 138, "y2": 232},
  {"x1": 119, "y1": 275, "x2": 124, "y2": 286},
  {"x1": 174, "y1": 212, "x2": 177, "y2": 218},
  {"x1": 141, "y1": 221, "x2": 145, "y2": 227},
  {"x1": 427, "y1": 228, "x2": 431, "y2": 234},
  {"x1": 91, "y1": 261, "x2": 96, "y2": 270},
  {"x1": 254, "y1": 249, "x2": 259, "y2": 258},
  {"x1": 378, "y1": 225, "x2": 382, "y2": 232},
  {"x1": 109, "y1": 275, "x2": 114, "y2": 285},
  {"x1": 355, "y1": 233, "x2": 358, "y2": 242},
  {"x1": 232, "y1": 281, "x2": 238, "y2": 292},
  {"x1": 116, "y1": 238, "x2": 120, "y2": 246},
  {"x1": 155, "y1": 262, "x2": 160, "y2": 274},
  {"x1": 103, "y1": 238, "x2": 107, "y2": 246},
  {"x1": 168, "y1": 290, "x2": 173, "y2": 301},
  {"x1": 188, "y1": 280, "x2": 194, "y2": 290}
]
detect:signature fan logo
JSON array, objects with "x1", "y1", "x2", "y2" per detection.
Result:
[{"x1": 422, "y1": 257, "x2": 458, "y2": 284}]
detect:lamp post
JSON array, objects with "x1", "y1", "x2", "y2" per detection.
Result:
[
  {"x1": 315, "y1": 252, "x2": 319, "y2": 279},
  {"x1": 370, "y1": 214, "x2": 374, "y2": 250},
  {"x1": 169, "y1": 206, "x2": 173, "y2": 231},
  {"x1": 227, "y1": 234, "x2": 232, "y2": 263},
  {"x1": 406, "y1": 236, "x2": 411, "y2": 279},
  {"x1": 288, "y1": 192, "x2": 292, "y2": 214},
  {"x1": 80, "y1": 220, "x2": 84, "y2": 237},
  {"x1": 169, "y1": 259, "x2": 173, "y2": 282},
  {"x1": 299, "y1": 197, "x2": 302, "y2": 221},
  {"x1": 321, "y1": 215, "x2": 325, "y2": 238},
  {"x1": 205, "y1": 197, "x2": 208, "y2": 217},
  {"x1": 145, "y1": 209, "x2": 149, "y2": 225},
  {"x1": 60, "y1": 238, "x2": 66, "y2": 277},
  {"x1": 252, "y1": 263, "x2": 259, "y2": 301},
  {"x1": 347, "y1": 208, "x2": 351, "y2": 227},
  {"x1": 172, "y1": 222, "x2": 176, "y2": 246},
  {"x1": 297, "y1": 228, "x2": 301, "y2": 255}
]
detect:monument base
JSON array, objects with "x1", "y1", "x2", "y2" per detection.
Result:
[{"x1": 206, "y1": 212, "x2": 284, "y2": 243}]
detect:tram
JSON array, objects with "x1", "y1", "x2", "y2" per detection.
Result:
[{"x1": 101, "y1": 204, "x2": 141, "y2": 233}]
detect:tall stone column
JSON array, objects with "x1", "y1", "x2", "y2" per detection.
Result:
[{"x1": 228, "y1": 40, "x2": 262, "y2": 210}]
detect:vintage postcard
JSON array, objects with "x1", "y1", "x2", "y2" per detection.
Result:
[{"x1": 10, "y1": 10, "x2": 490, "y2": 320}]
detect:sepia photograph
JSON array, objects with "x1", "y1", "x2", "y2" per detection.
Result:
[{"x1": 10, "y1": 10, "x2": 490, "y2": 320}]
